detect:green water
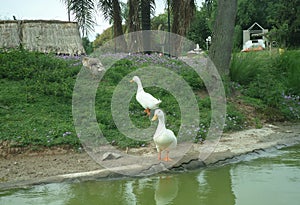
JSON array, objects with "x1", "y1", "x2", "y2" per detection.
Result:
[{"x1": 1, "y1": 145, "x2": 300, "y2": 205}]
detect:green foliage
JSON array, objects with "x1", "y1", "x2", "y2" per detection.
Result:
[
  {"x1": 0, "y1": 49, "x2": 81, "y2": 99},
  {"x1": 233, "y1": 25, "x2": 243, "y2": 51},
  {"x1": 93, "y1": 27, "x2": 113, "y2": 49},
  {"x1": 230, "y1": 50, "x2": 300, "y2": 121},
  {"x1": 82, "y1": 37, "x2": 94, "y2": 54},
  {"x1": 224, "y1": 103, "x2": 246, "y2": 132},
  {"x1": 230, "y1": 52, "x2": 275, "y2": 85},
  {"x1": 151, "y1": 13, "x2": 169, "y2": 31},
  {"x1": 234, "y1": 0, "x2": 300, "y2": 48},
  {"x1": 2, "y1": 49, "x2": 298, "y2": 150},
  {"x1": 276, "y1": 50, "x2": 300, "y2": 96},
  {"x1": 0, "y1": 50, "x2": 81, "y2": 148},
  {"x1": 67, "y1": 0, "x2": 96, "y2": 36},
  {"x1": 243, "y1": 73, "x2": 285, "y2": 108},
  {"x1": 187, "y1": 9, "x2": 211, "y2": 49},
  {"x1": 0, "y1": 79, "x2": 80, "y2": 148},
  {"x1": 94, "y1": 54, "x2": 204, "y2": 148},
  {"x1": 239, "y1": 96, "x2": 266, "y2": 111}
]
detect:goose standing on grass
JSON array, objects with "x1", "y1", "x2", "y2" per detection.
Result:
[
  {"x1": 130, "y1": 76, "x2": 162, "y2": 116},
  {"x1": 151, "y1": 109, "x2": 177, "y2": 161}
]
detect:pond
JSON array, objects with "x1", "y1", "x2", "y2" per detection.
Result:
[{"x1": 1, "y1": 144, "x2": 299, "y2": 205}]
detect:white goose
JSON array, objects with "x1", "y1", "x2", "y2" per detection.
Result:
[
  {"x1": 151, "y1": 109, "x2": 177, "y2": 161},
  {"x1": 130, "y1": 76, "x2": 162, "y2": 116}
]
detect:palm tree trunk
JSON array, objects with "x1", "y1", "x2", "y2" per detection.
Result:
[
  {"x1": 128, "y1": 0, "x2": 142, "y2": 52},
  {"x1": 171, "y1": 0, "x2": 195, "y2": 55},
  {"x1": 141, "y1": 0, "x2": 151, "y2": 53},
  {"x1": 112, "y1": 0, "x2": 127, "y2": 51},
  {"x1": 128, "y1": 0, "x2": 140, "y2": 32}
]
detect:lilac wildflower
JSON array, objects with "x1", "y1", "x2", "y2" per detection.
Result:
[{"x1": 63, "y1": 131, "x2": 72, "y2": 137}]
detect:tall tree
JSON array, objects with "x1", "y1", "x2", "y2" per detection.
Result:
[
  {"x1": 171, "y1": 0, "x2": 196, "y2": 36},
  {"x1": 266, "y1": 0, "x2": 300, "y2": 47},
  {"x1": 98, "y1": 0, "x2": 127, "y2": 50},
  {"x1": 170, "y1": 0, "x2": 196, "y2": 55},
  {"x1": 209, "y1": 0, "x2": 238, "y2": 75},
  {"x1": 141, "y1": 0, "x2": 151, "y2": 31},
  {"x1": 140, "y1": 0, "x2": 155, "y2": 53},
  {"x1": 127, "y1": 0, "x2": 141, "y2": 52},
  {"x1": 62, "y1": 0, "x2": 96, "y2": 37},
  {"x1": 128, "y1": 0, "x2": 140, "y2": 33},
  {"x1": 187, "y1": 10, "x2": 211, "y2": 49}
]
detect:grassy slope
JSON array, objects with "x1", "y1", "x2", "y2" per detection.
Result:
[
  {"x1": 0, "y1": 79, "x2": 78, "y2": 148},
  {"x1": 1, "y1": 50, "x2": 299, "y2": 151}
]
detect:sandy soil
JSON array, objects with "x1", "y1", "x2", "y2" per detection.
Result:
[
  {"x1": 0, "y1": 147, "x2": 101, "y2": 183},
  {"x1": 1, "y1": 123, "x2": 300, "y2": 189}
]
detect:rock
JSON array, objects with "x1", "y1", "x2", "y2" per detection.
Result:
[
  {"x1": 266, "y1": 124, "x2": 279, "y2": 129},
  {"x1": 102, "y1": 152, "x2": 122, "y2": 161},
  {"x1": 181, "y1": 160, "x2": 205, "y2": 170}
]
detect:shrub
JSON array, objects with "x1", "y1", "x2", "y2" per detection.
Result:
[
  {"x1": 230, "y1": 52, "x2": 273, "y2": 85},
  {"x1": 242, "y1": 73, "x2": 286, "y2": 108},
  {"x1": 276, "y1": 50, "x2": 300, "y2": 96}
]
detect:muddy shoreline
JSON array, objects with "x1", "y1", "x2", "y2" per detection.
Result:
[{"x1": 1, "y1": 123, "x2": 300, "y2": 190}]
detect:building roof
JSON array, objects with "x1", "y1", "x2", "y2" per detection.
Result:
[
  {"x1": 0, "y1": 20, "x2": 85, "y2": 55},
  {"x1": 247, "y1": 22, "x2": 265, "y2": 31}
]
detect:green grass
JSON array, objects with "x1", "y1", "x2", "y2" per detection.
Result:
[
  {"x1": 1, "y1": 49, "x2": 273, "y2": 149},
  {"x1": 0, "y1": 79, "x2": 79, "y2": 148}
]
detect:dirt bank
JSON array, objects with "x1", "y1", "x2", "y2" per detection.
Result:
[{"x1": 1, "y1": 123, "x2": 300, "y2": 190}]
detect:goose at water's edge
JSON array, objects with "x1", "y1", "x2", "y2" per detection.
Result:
[{"x1": 151, "y1": 109, "x2": 177, "y2": 161}]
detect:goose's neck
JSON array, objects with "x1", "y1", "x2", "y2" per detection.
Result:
[
  {"x1": 136, "y1": 80, "x2": 144, "y2": 92},
  {"x1": 154, "y1": 116, "x2": 166, "y2": 137}
]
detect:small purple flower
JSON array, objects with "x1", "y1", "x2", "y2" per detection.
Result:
[
  {"x1": 284, "y1": 95, "x2": 291, "y2": 100},
  {"x1": 63, "y1": 131, "x2": 72, "y2": 137}
]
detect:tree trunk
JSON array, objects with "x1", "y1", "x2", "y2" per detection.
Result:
[
  {"x1": 128, "y1": 0, "x2": 142, "y2": 52},
  {"x1": 112, "y1": 0, "x2": 127, "y2": 51},
  {"x1": 171, "y1": 0, "x2": 195, "y2": 56},
  {"x1": 128, "y1": 0, "x2": 140, "y2": 33},
  {"x1": 141, "y1": 0, "x2": 151, "y2": 53},
  {"x1": 171, "y1": 0, "x2": 195, "y2": 36},
  {"x1": 209, "y1": 0, "x2": 237, "y2": 75}
]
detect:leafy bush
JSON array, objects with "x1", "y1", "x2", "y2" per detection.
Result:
[
  {"x1": 230, "y1": 52, "x2": 273, "y2": 85},
  {"x1": 276, "y1": 50, "x2": 300, "y2": 96},
  {"x1": 224, "y1": 103, "x2": 245, "y2": 132},
  {"x1": 230, "y1": 50, "x2": 300, "y2": 121},
  {"x1": 242, "y1": 73, "x2": 286, "y2": 108}
]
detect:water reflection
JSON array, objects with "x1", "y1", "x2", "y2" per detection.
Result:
[
  {"x1": 1, "y1": 145, "x2": 299, "y2": 205},
  {"x1": 197, "y1": 166, "x2": 236, "y2": 205},
  {"x1": 65, "y1": 179, "x2": 125, "y2": 205},
  {"x1": 64, "y1": 166, "x2": 235, "y2": 205},
  {"x1": 231, "y1": 145, "x2": 300, "y2": 205},
  {"x1": 0, "y1": 183, "x2": 71, "y2": 205}
]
